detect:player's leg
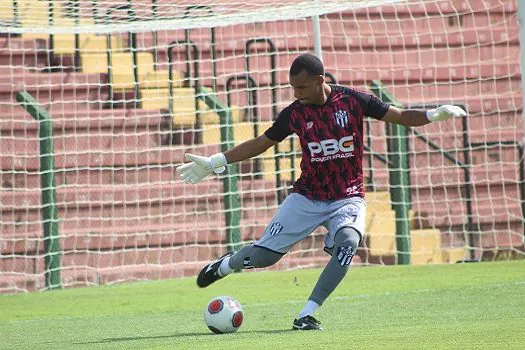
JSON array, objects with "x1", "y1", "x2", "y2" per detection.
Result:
[
  {"x1": 294, "y1": 197, "x2": 365, "y2": 330},
  {"x1": 196, "y1": 193, "x2": 321, "y2": 288},
  {"x1": 293, "y1": 227, "x2": 361, "y2": 330}
]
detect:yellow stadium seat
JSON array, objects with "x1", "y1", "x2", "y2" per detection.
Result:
[
  {"x1": 53, "y1": 34, "x2": 123, "y2": 55},
  {"x1": 365, "y1": 209, "x2": 396, "y2": 255},
  {"x1": 141, "y1": 87, "x2": 194, "y2": 114},
  {"x1": 202, "y1": 122, "x2": 271, "y2": 145},
  {"x1": 441, "y1": 247, "x2": 467, "y2": 263},
  {"x1": 142, "y1": 88, "x2": 242, "y2": 125},
  {"x1": 366, "y1": 191, "x2": 393, "y2": 212},
  {"x1": 16, "y1": 0, "x2": 94, "y2": 33},
  {"x1": 261, "y1": 155, "x2": 301, "y2": 182},
  {"x1": 410, "y1": 229, "x2": 442, "y2": 265},
  {"x1": 81, "y1": 52, "x2": 152, "y2": 74},
  {"x1": 81, "y1": 52, "x2": 155, "y2": 91},
  {"x1": 141, "y1": 70, "x2": 184, "y2": 89}
]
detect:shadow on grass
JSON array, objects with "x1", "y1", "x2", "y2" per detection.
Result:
[{"x1": 73, "y1": 329, "x2": 295, "y2": 345}]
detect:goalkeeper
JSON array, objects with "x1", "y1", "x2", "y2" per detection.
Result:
[{"x1": 177, "y1": 53, "x2": 466, "y2": 330}]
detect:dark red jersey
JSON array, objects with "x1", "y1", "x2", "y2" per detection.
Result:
[{"x1": 264, "y1": 84, "x2": 389, "y2": 200}]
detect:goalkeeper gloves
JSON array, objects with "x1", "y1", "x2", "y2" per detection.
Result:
[
  {"x1": 426, "y1": 105, "x2": 466, "y2": 122},
  {"x1": 176, "y1": 153, "x2": 228, "y2": 184}
]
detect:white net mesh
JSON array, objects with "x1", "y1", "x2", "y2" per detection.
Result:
[
  {"x1": 1, "y1": 0, "x2": 405, "y2": 33},
  {"x1": 0, "y1": 0, "x2": 523, "y2": 293}
]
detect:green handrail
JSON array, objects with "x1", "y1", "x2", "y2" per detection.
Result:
[
  {"x1": 197, "y1": 87, "x2": 242, "y2": 253},
  {"x1": 16, "y1": 91, "x2": 61, "y2": 289},
  {"x1": 370, "y1": 80, "x2": 411, "y2": 265}
]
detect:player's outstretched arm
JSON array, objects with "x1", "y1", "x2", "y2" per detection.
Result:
[
  {"x1": 176, "y1": 134, "x2": 278, "y2": 184},
  {"x1": 381, "y1": 104, "x2": 466, "y2": 127}
]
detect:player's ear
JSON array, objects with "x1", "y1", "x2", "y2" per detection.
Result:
[{"x1": 315, "y1": 75, "x2": 324, "y2": 86}]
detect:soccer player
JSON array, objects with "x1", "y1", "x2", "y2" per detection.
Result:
[{"x1": 176, "y1": 53, "x2": 466, "y2": 330}]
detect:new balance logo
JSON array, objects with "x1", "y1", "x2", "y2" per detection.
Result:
[
  {"x1": 334, "y1": 109, "x2": 349, "y2": 128},
  {"x1": 268, "y1": 222, "x2": 283, "y2": 236}
]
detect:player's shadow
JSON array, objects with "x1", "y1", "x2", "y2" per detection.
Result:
[{"x1": 73, "y1": 329, "x2": 295, "y2": 345}]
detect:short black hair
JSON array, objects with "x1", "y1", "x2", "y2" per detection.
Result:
[{"x1": 289, "y1": 53, "x2": 324, "y2": 76}]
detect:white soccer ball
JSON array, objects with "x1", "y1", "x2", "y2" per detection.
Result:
[{"x1": 204, "y1": 296, "x2": 244, "y2": 334}]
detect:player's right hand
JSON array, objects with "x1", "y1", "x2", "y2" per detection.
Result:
[{"x1": 176, "y1": 153, "x2": 227, "y2": 184}]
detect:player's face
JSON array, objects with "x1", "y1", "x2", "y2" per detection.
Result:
[{"x1": 289, "y1": 70, "x2": 324, "y2": 105}]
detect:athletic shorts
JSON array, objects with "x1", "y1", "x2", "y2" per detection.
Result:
[{"x1": 254, "y1": 193, "x2": 366, "y2": 254}]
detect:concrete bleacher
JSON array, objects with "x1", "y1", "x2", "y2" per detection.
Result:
[{"x1": 1, "y1": 0, "x2": 523, "y2": 291}]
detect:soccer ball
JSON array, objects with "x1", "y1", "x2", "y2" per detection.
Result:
[{"x1": 204, "y1": 296, "x2": 244, "y2": 334}]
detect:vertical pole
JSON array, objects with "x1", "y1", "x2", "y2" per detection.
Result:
[
  {"x1": 312, "y1": 1, "x2": 323, "y2": 61},
  {"x1": 12, "y1": 0, "x2": 19, "y2": 26},
  {"x1": 389, "y1": 123, "x2": 411, "y2": 265},
  {"x1": 370, "y1": 80, "x2": 411, "y2": 265},
  {"x1": 519, "y1": 0, "x2": 525, "y2": 145},
  {"x1": 74, "y1": 0, "x2": 80, "y2": 70},
  {"x1": 47, "y1": 0, "x2": 55, "y2": 71},
  {"x1": 197, "y1": 87, "x2": 241, "y2": 252},
  {"x1": 128, "y1": 2, "x2": 139, "y2": 107},
  {"x1": 151, "y1": 0, "x2": 159, "y2": 70},
  {"x1": 16, "y1": 91, "x2": 61, "y2": 290}
]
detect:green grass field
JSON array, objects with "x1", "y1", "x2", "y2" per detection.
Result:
[{"x1": 1, "y1": 261, "x2": 524, "y2": 350}]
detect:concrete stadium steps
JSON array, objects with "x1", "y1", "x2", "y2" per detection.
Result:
[
  {"x1": 0, "y1": 71, "x2": 106, "y2": 91},
  {"x1": 0, "y1": 142, "x2": 219, "y2": 171},
  {"x1": 0, "y1": 179, "x2": 278, "y2": 235},
  {"x1": 0, "y1": 219, "x2": 335, "y2": 275},
  {"x1": 220, "y1": 78, "x2": 520, "y2": 113},
  {"x1": 1, "y1": 41, "x2": 519, "y2": 117},
  {"x1": 147, "y1": 45, "x2": 520, "y2": 80},
  {"x1": 134, "y1": 5, "x2": 517, "y2": 50},
  {"x1": 0, "y1": 37, "x2": 49, "y2": 68},
  {"x1": 0, "y1": 250, "x2": 348, "y2": 293},
  {"x1": 0, "y1": 84, "x2": 109, "y2": 114}
]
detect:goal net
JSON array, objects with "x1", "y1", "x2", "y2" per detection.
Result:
[{"x1": 0, "y1": 0, "x2": 523, "y2": 293}]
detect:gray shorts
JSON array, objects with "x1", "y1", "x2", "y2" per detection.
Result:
[{"x1": 254, "y1": 193, "x2": 366, "y2": 254}]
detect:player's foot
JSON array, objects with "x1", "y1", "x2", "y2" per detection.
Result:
[
  {"x1": 292, "y1": 315, "x2": 323, "y2": 330},
  {"x1": 196, "y1": 252, "x2": 233, "y2": 288}
]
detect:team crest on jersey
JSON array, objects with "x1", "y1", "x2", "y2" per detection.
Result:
[{"x1": 334, "y1": 109, "x2": 349, "y2": 128}]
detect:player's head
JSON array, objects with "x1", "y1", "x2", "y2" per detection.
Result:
[{"x1": 289, "y1": 53, "x2": 325, "y2": 105}]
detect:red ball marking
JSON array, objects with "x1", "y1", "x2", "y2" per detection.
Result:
[
  {"x1": 232, "y1": 311, "x2": 244, "y2": 328},
  {"x1": 208, "y1": 299, "x2": 224, "y2": 314}
]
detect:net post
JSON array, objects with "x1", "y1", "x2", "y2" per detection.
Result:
[
  {"x1": 519, "y1": 0, "x2": 525, "y2": 152},
  {"x1": 15, "y1": 91, "x2": 62, "y2": 290}
]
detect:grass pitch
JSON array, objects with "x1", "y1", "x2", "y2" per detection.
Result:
[{"x1": 1, "y1": 261, "x2": 524, "y2": 350}]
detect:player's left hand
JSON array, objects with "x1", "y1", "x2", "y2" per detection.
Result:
[{"x1": 426, "y1": 105, "x2": 466, "y2": 122}]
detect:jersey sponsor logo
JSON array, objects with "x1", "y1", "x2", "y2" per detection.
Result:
[
  {"x1": 334, "y1": 109, "x2": 349, "y2": 128},
  {"x1": 307, "y1": 135, "x2": 354, "y2": 162}
]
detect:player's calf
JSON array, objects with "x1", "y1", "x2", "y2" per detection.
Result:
[{"x1": 228, "y1": 244, "x2": 283, "y2": 269}]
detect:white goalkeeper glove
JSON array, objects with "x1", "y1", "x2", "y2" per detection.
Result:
[
  {"x1": 426, "y1": 105, "x2": 466, "y2": 122},
  {"x1": 176, "y1": 153, "x2": 228, "y2": 184}
]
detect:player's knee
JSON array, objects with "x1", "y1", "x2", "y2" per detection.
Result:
[
  {"x1": 248, "y1": 246, "x2": 283, "y2": 268},
  {"x1": 335, "y1": 227, "x2": 361, "y2": 248},
  {"x1": 333, "y1": 227, "x2": 361, "y2": 267}
]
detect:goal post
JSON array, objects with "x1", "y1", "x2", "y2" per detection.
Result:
[{"x1": 0, "y1": 0, "x2": 523, "y2": 293}]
